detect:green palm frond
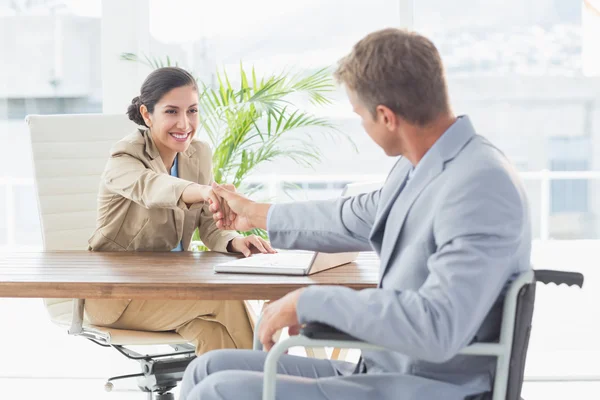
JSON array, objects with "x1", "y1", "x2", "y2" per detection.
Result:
[
  {"x1": 198, "y1": 64, "x2": 355, "y2": 186},
  {"x1": 290, "y1": 67, "x2": 336, "y2": 105}
]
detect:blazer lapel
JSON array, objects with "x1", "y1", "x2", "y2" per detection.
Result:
[
  {"x1": 377, "y1": 158, "x2": 444, "y2": 283},
  {"x1": 178, "y1": 144, "x2": 200, "y2": 184},
  {"x1": 142, "y1": 130, "x2": 169, "y2": 175},
  {"x1": 375, "y1": 116, "x2": 478, "y2": 284},
  {"x1": 370, "y1": 159, "x2": 412, "y2": 239},
  {"x1": 178, "y1": 145, "x2": 200, "y2": 249}
]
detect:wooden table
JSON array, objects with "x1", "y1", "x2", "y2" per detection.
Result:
[{"x1": 0, "y1": 251, "x2": 379, "y2": 300}]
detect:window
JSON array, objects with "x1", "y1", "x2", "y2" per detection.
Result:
[
  {"x1": 549, "y1": 136, "x2": 591, "y2": 214},
  {"x1": 415, "y1": 0, "x2": 600, "y2": 241},
  {"x1": 550, "y1": 159, "x2": 589, "y2": 213},
  {"x1": 146, "y1": 0, "x2": 401, "y2": 181},
  {"x1": 0, "y1": 2, "x2": 102, "y2": 250},
  {"x1": 415, "y1": 1, "x2": 600, "y2": 394}
]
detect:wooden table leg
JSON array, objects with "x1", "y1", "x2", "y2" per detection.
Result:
[
  {"x1": 249, "y1": 300, "x2": 285, "y2": 347},
  {"x1": 304, "y1": 347, "x2": 328, "y2": 359},
  {"x1": 330, "y1": 348, "x2": 349, "y2": 361},
  {"x1": 244, "y1": 300, "x2": 262, "y2": 331}
]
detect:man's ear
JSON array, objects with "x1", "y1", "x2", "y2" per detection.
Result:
[{"x1": 376, "y1": 105, "x2": 398, "y2": 131}]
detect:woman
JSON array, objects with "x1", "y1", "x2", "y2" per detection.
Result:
[{"x1": 86, "y1": 67, "x2": 274, "y2": 354}]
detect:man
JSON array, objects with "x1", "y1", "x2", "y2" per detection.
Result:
[{"x1": 179, "y1": 28, "x2": 531, "y2": 400}]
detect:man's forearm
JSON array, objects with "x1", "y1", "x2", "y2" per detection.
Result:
[{"x1": 248, "y1": 202, "x2": 272, "y2": 230}]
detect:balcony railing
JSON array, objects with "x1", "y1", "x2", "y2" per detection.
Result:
[
  {"x1": 1, "y1": 170, "x2": 600, "y2": 249},
  {"x1": 247, "y1": 170, "x2": 600, "y2": 241}
]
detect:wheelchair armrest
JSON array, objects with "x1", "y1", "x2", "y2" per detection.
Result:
[
  {"x1": 299, "y1": 323, "x2": 504, "y2": 357},
  {"x1": 300, "y1": 322, "x2": 362, "y2": 342},
  {"x1": 534, "y1": 270, "x2": 584, "y2": 288}
]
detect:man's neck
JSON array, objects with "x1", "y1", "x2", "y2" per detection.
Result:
[{"x1": 402, "y1": 114, "x2": 457, "y2": 166}]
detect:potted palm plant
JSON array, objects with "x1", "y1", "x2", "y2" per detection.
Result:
[{"x1": 121, "y1": 53, "x2": 354, "y2": 243}]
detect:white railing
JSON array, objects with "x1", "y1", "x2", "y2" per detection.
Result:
[
  {"x1": 1, "y1": 170, "x2": 600, "y2": 248},
  {"x1": 520, "y1": 170, "x2": 600, "y2": 240},
  {"x1": 247, "y1": 170, "x2": 600, "y2": 241}
]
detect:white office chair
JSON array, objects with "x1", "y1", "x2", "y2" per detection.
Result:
[
  {"x1": 257, "y1": 269, "x2": 584, "y2": 400},
  {"x1": 27, "y1": 113, "x2": 195, "y2": 400}
]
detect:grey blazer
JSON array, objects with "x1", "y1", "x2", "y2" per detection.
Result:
[{"x1": 267, "y1": 116, "x2": 532, "y2": 398}]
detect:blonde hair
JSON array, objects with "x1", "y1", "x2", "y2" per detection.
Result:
[{"x1": 335, "y1": 28, "x2": 450, "y2": 126}]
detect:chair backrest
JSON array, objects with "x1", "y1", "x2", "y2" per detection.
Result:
[
  {"x1": 506, "y1": 281, "x2": 536, "y2": 400},
  {"x1": 27, "y1": 114, "x2": 138, "y2": 250},
  {"x1": 500, "y1": 269, "x2": 583, "y2": 400}
]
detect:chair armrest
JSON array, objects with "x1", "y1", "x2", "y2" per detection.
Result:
[
  {"x1": 300, "y1": 323, "x2": 505, "y2": 356},
  {"x1": 300, "y1": 322, "x2": 361, "y2": 341},
  {"x1": 262, "y1": 334, "x2": 385, "y2": 400},
  {"x1": 534, "y1": 270, "x2": 584, "y2": 288},
  {"x1": 68, "y1": 299, "x2": 85, "y2": 335},
  {"x1": 262, "y1": 329, "x2": 502, "y2": 400}
]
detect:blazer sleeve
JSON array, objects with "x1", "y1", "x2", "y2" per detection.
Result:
[
  {"x1": 102, "y1": 141, "x2": 198, "y2": 210},
  {"x1": 296, "y1": 167, "x2": 527, "y2": 363},
  {"x1": 197, "y1": 202, "x2": 240, "y2": 252},
  {"x1": 266, "y1": 189, "x2": 381, "y2": 253}
]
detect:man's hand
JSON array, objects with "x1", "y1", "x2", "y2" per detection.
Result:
[
  {"x1": 210, "y1": 183, "x2": 236, "y2": 228},
  {"x1": 209, "y1": 183, "x2": 271, "y2": 231},
  {"x1": 259, "y1": 288, "x2": 305, "y2": 351},
  {"x1": 209, "y1": 183, "x2": 255, "y2": 231},
  {"x1": 229, "y1": 235, "x2": 276, "y2": 257}
]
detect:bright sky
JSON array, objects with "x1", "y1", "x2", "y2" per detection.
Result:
[
  {"x1": 55, "y1": 0, "x2": 320, "y2": 43},
  {"x1": 148, "y1": 0, "x2": 320, "y2": 43},
  {"x1": 58, "y1": 0, "x2": 101, "y2": 17}
]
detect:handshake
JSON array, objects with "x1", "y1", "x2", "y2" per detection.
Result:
[{"x1": 205, "y1": 182, "x2": 276, "y2": 257}]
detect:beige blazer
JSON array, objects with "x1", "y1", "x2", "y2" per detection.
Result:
[{"x1": 87, "y1": 129, "x2": 239, "y2": 323}]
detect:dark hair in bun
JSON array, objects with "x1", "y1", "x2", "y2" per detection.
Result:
[
  {"x1": 126, "y1": 67, "x2": 198, "y2": 127},
  {"x1": 126, "y1": 96, "x2": 145, "y2": 126}
]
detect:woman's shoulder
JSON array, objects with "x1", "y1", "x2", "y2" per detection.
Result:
[
  {"x1": 109, "y1": 129, "x2": 147, "y2": 157},
  {"x1": 188, "y1": 138, "x2": 212, "y2": 155}
]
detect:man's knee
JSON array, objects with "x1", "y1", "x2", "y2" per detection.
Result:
[
  {"x1": 181, "y1": 350, "x2": 241, "y2": 399},
  {"x1": 187, "y1": 371, "x2": 261, "y2": 400},
  {"x1": 185, "y1": 349, "x2": 238, "y2": 380}
]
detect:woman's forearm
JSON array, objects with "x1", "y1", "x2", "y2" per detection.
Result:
[{"x1": 181, "y1": 183, "x2": 207, "y2": 205}]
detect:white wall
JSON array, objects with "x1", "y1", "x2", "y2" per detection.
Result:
[{"x1": 0, "y1": 15, "x2": 100, "y2": 98}]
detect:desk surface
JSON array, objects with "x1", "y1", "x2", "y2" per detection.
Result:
[{"x1": 0, "y1": 251, "x2": 379, "y2": 300}]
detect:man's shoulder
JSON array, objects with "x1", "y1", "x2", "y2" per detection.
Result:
[
  {"x1": 442, "y1": 136, "x2": 526, "y2": 212},
  {"x1": 452, "y1": 135, "x2": 519, "y2": 180}
]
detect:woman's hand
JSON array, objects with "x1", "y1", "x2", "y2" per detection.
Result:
[
  {"x1": 213, "y1": 183, "x2": 236, "y2": 229},
  {"x1": 181, "y1": 183, "x2": 220, "y2": 208},
  {"x1": 210, "y1": 183, "x2": 272, "y2": 231},
  {"x1": 229, "y1": 235, "x2": 277, "y2": 257}
]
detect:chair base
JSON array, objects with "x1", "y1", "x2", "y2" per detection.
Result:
[
  {"x1": 153, "y1": 393, "x2": 175, "y2": 400},
  {"x1": 136, "y1": 353, "x2": 196, "y2": 394},
  {"x1": 97, "y1": 341, "x2": 196, "y2": 397}
]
